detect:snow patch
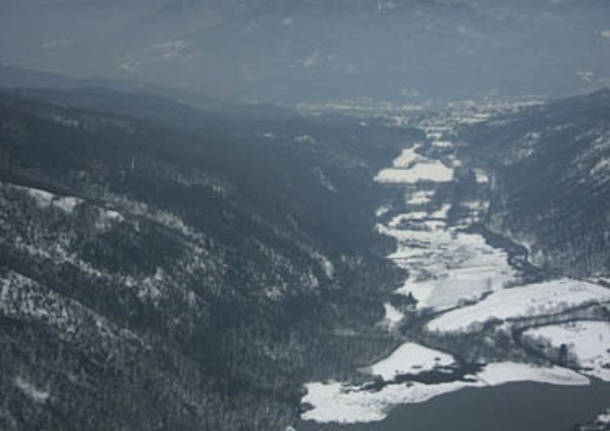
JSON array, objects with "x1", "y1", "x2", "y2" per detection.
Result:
[
  {"x1": 313, "y1": 166, "x2": 337, "y2": 193},
  {"x1": 375, "y1": 161, "x2": 454, "y2": 184},
  {"x1": 591, "y1": 157, "x2": 610, "y2": 177},
  {"x1": 53, "y1": 196, "x2": 81, "y2": 213},
  {"x1": 375, "y1": 205, "x2": 391, "y2": 217},
  {"x1": 392, "y1": 147, "x2": 420, "y2": 168},
  {"x1": 473, "y1": 168, "x2": 490, "y2": 184},
  {"x1": 25, "y1": 188, "x2": 54, "y2": 207},
  {"x1": 96, "y1": 209, "x2": 124, "y2": 230},
  {"x1": 577, "y1": 70, "x2": 594, "y2": 83},
  {"x1": 261, "y1": 132, "x2": 276, "y2": 140},
  {"x1": 378, "y1": 303, "x2": 404, "y2": 330},
  {"x1": 375, "y1": 144, "x2": 454, "y2": 184},
  {"x1": 15, "y1": 377, "x2": 50, "y2": 404},
  {"x1": 405, "y1": 190, "x2": 434, "y2": 205},
  {"x1": 294, "y1": 134, "x2": 316, "y2": 144},
  {"x1": 429, "y1": 203, "x2": 451, "y2": 219},
  {"x1": 431, "y1": 140, "x2": 453, "y2": 148},
  {"x1": 524, "y1": 321, "x2": 610, "y2": 381},
  {"x1": 312, "y1": 251, "x2": 335, "y2": 279},
  {"x1": 15, "y1": 185, "x2": 82, "y2": 213},
  {"x1": 476, "y1": 362, "x2": 589, "y2": 386},
  {"x1": 594, "y1": 409, "x2": 610, "y2": 426},
  {"x1": 366, "y1": 342, "x2": 455, "y2": 381}
]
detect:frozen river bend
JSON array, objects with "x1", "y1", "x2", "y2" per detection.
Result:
[{"x1": 300, "y1": 106, "x2": 610, "y2": 426}]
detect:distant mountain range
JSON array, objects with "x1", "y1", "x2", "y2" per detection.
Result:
[{"x1": 2, "y1": 0, "x2": 609, "y2": 102}]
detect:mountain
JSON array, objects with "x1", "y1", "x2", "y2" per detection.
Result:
[
  {"x1": 1, "y1": 76, "x2": 609, "y2": 430},
  {"x1": 458, "y1": 89, "x2": 610, "y2": 278},
  {"x1": 2, "y1": 0, "x2": 609, "y2": 103},
  {"x1": 0, "y1": 64, "x2": 228, "y2": 113},
  {"x1": 0, "y1": 87, "x2": 412, "y2": 430}
]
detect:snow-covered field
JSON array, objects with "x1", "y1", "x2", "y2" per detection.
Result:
[
  {"x1": 390, "y1": 228, "x2": 518, "y2": 311},
  {"x1": 365, "y1": 342, "x2": 455, "y2": 381},
  {"x1": 427, "y1": 279, "x2": 610, "y2": 333},
  {"x1": 376, "y1": 192, "x2": 516, "y2": 311},
  {"x1": 524, "y1": 321, "x2": 610, "y2": 381},
  {"x1": 375, "y1": 161, "x2": 454, "y2": 184},
  {"x1": 375, "y1": 144, "x2": 454, "y2": 184},
  {"x1": 475, "y1": 362, "x2": 589, "y2": 386}
]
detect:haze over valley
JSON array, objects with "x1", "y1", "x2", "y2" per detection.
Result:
[{"x1": 1, "y1": 1, "x2": 610, "y2": 430}]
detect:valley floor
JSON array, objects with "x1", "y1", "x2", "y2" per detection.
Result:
[{"x1": 299, "y1": 102, "x2": 610, "y2": 427}]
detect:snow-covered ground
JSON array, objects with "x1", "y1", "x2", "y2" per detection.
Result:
[
  {"x1": 389, "y1": 227, "x2": 517, "y2": 311},
  {"x1": 365, "y1": 342, "x2": 455, "y2": 381},
  {"x1": 378, "y1": 303, "x2": 404, "y2": 330},
  {"x1": 375, "y1": 205, "x2": 391, "y2": 217},
  {"x1": 473, "y1": 168, "x2": 490, "y2": 184},
  {"x1": 426, "y1": 279, "x2": 610, "y2": 333},
  {"x1": 302, "y1": 379, "x2": 469, "y2": 423},
  {"x1": 375, "y1": 161, "x2": 454, "y2": 183},
  {"x1": 14, "y1": 376, "x2": 50, "y2": 404},
  {"x1": 376, "y1": 188, "x2": 516, "y2": 312},
  {"x1": 405, "y1": 190, "x2": 434, "y2": 205},
  {"x1": 392, "y1": 147, "x2": 420, "y2": 168},
  {"x1": 591, "y1": 408, "x2": 610, "y2": 428},
  {"x1": 7, "y1": 183, "x2": 83, "y2": 213},
  {"x1": 375, "y1": 144, "x2": 454, "y2": 184},
  {"x1": 372, "y1": 130, "x2": 519, "y2": 312},
  {"x1": 431, "y1": 140, "x2": 453, "y2": 148},
  {"x1": 387, "y1": 212, "x2": 428, "y2": 225},
  {"x1": 301, "y1": 361, "x2": 588, "y2": 424},
  {"x1": 429, "y1": 203, "x2": 451, "y2": 219},
  {"x1": 475, "y1": 362, "x2": 589, "y2": 386},
  {"x1": 524, "y1": 321, "x2": 610, "y2": 381},
  {"x1": 301, "y1": 101, "x2": 608, "y2": 425}
]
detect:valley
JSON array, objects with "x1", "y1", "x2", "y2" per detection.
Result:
[
  {"x1": 0, "y1": 79, "x2": 608, "y2": 431},
  {"x1": 2, "y1": 1, "x2": 610, "y2": 430},
  {"x1": 298, "y1": 97, "x2": 610, "y2": 430}
]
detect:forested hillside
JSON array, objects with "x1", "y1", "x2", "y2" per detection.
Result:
[
  {"x1": 0, "y1": 88, "x2": 413, "y2": 430},
  {"x1": 458, "y1": 89, "x2": 610, "y2": 278}
]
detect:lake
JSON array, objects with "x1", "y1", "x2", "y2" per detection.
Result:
[{"x1": 299, "y1": 380, "x2": 610, "y2": 431}]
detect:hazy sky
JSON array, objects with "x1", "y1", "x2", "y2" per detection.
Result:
[{"x1": 2, "y1": 0, "x2": 609, "y2": 102}]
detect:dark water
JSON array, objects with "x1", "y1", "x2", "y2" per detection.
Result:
[{"x1": 299, "y1": 380, "x2": 610, "y2": 431}]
